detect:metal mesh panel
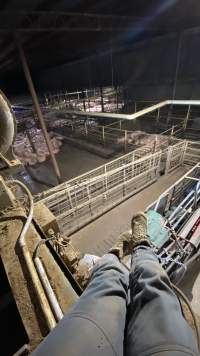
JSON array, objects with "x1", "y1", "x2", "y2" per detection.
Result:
[
  {"x1": 184, "y1": 141, "x2": 200, "y2": 166},
  {"x1": 39, "y1": 152, "x2": 161, "y2": 235},
  {"x1": 165, "y1": 141, "x2": 186, "y2": 174}
]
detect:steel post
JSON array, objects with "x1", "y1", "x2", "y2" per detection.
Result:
[
  {"x1": 100, "y1": 87, "x2": 104, "y2": 112},
  {"x1": 124, "y1": 130, "x2": 127, "y2": 152},
  {"x1": 184, "y1": 105, "x2": 191, "y2": 130},
  {"x1": 15, "y1": 35, "x2": 61, "y2": 184},
  {"x1": 102, "y1": 126, "x2": 105, "y2": 145},
  {"x1": 172, "y1": 33, "x2": 182, "y2": 100},
  {"x1": 156, "y1": 108, "x2": 160, "y2": 126},
  {"x1": 82, "y1": 90, "x2": 86, "y2": 111},
  {"x1": 135, "y1": 102, "x2": 137, "y2": 113}
]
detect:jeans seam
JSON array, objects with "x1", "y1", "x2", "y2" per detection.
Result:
[
  {"x1": 135, "y1": 343, "x2": 197, "y2": 356},
  {"x1": 67, "y1": 312, "x2": 119, "y2": 356}
]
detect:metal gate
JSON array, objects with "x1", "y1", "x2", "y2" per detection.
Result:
[
  {"x1": 165, "y1": 141, "x2": 187, "y2": 174},
  {"x1": 183, "y1": 141, "x2": 200, "y2": 166}
]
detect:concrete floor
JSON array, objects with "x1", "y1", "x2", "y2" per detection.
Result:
[
  {"x1": 71, "y1": 166, "x2": 189, "y2": 255},
  {"x1": 16, "y1": 143, "x2": 108, "y2": 194},
  {"x1": 71, "y1": 165, "x2": 200, "y2": 317}
]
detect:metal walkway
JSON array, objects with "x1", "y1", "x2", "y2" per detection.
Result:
[{"x1": 71, "y1": 166, "x2": 189, "y2": 256}]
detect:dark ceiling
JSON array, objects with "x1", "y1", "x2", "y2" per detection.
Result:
[{"x1": 1, "y1": 0, "x2": 200, "y2": 79}]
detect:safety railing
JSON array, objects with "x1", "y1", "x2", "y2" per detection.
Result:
[
  {"x1": 183, "y1": 141, "x2": 200, "y2": 166},
  {"x1": 165, "y1": 140, "x2": 187, "y2": 174},
  {"x1": 160, "y1": 123, "x2": 185, "y2": 137},
  {"x1": 147, "y1": 163, "x2": 200, "y2": 276},
  {"x1": 38, "y1": 151, "x2": 161, "y2": 236},
  {"x1": 36, "y1": 136, "x2": 200, "y2": 236}
]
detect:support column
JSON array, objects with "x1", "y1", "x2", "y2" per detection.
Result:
[
  {"x1": 100, "y1": 87, "x2": 104, "y2": 112},
  {"x1": 156, "y1": 108, "x2": 160, "y2": 126},
  {"x1": 86, "y1": 89, "x2": 90, "y2": 111},
  {"x1": 183, "y1": 105, "x2": 190, "y2": 131},
  {"x1": 134, "y1": 102, "x2": 137, "y2": 113},
  {"x1": 115, "y1": 86, "x2": 119, "y2": 112},
  {"x1": 15, "y1": 35, "x2": 61, "y2": 184},
  {"x1": 124, "y1": 130, "x2": 128, "y2": 152},
  {"x1": 172, "y1": 33, "x2": 182, "y2": 100},
  {"x1": 82, "y1": 90, "x2": 86, "y2": 111},
  {"x1": 102, "y1": 126, "x2": 105, "y2": 145}
]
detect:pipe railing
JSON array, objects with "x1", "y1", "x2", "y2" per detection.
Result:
[{"x1": 62, "y1": 100, "x2": 200, "y2": 121}]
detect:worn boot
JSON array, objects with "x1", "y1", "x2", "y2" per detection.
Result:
[
  {"x1": 109, "y1": 230, "x2": 132, "y2": 260},
  {"x1": 109, "y1": 212, "x2": 150, "y2": 260},
  {"x1": 130, "y1": 212, "x2": 150, "y2": 249}
]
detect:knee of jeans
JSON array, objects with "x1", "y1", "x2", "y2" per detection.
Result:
[{"x1": 132, "y1": 260, "x2": 169, "y2": 281}]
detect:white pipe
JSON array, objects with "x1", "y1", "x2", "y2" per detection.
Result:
[
  {"x1": 64, "y1": 100, "x2": 169, "y2": 120},
  {"x1": 7, "y1": 180, "x2": 56, "y2": 330},
  {"x1": 63, "y1": 99, "x2": 200, "y2": 121},
  {"x1": 34, "y1": 256, "x2": 64, "y2": 322},
  {"x1": 151, "y1": 163, "x2": 200, "y2": 212}
]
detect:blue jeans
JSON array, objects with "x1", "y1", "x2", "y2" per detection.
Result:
[{"x1": 33, "y1": 247, "x2": 198, "y2": 356}]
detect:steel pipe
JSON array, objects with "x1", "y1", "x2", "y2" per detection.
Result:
[
  {"x1": 0, "y1": 90, "x2": 16, "y2": 154},
  {"x1": 15, "y1": 35, "x2": 61, "y2": 184},
  {"x1": 64, "y1": 100, "x2": 200, "y2": 122},
  {"x1": 34, "y1": 256, "x2": 63, "y2": 322},
  {"x1": 8, "y1": 180, "x2": 56, "y2": 330}
]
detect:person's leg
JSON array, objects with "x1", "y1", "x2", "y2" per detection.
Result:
[
  {"x1": 126, "y1": 246, "x2": 199, "y2": 356},
  {"x1": 33, "y1": 253, "x2": 129, "y2": 356}
]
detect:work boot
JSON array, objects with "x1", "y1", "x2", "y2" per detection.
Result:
[
  {"x1": 130, "y1": 212, "x2": 150, "y2": 249},
  {"x1": 109, "y1": 212, "x2": 150, "y2": 260},
  {"x1": 109, "y1": 230, "x2": 132, "y2": 260}
]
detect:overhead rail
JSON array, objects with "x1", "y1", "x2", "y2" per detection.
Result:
[{"x1": 63, "y1": 100, "x2": 200, "y2": 121}]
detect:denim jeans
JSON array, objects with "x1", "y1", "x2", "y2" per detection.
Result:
[{"x1": 33, "y1": 247, "x2": 199, "y2": 356}]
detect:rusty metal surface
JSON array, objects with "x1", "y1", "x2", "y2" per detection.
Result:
[{"x1": 0, "y1": 89, "x2": 16, "y2": 154}]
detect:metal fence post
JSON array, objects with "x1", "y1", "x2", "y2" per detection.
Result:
[
  {"x1": 183, "y1": 105, "x2": 190, "y2": 131},
  {"x1": 100, "y1": 87, "x2": 104, "y2": 112},
  {"x1": 165, "y1": 146, "x2": 172, "y2": 175},
  {"x1": 156, "y1": 108, "x2": 160, "y2": 126},
  {"x1": 104, "y1": 165, "x2": 108, "y2": 195},
  {"x1": 85, "y1": 121, "x2": 88, "y2": 136},
  {"x1": 124, "y1": 130, "x2": 127, "y2": 152},
  {"x1": 182, "y1": 140, "x2": 188, "y2": 164},
  {"x1": 82, "y1": 90, "x2": 86, "y2": 111},
  {"x1": 102, "y1": 126, "x2": 105, "y2": 145}
]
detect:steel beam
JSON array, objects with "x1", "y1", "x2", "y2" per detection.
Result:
[
  {"x1": 15, "y1": 35, "x2": 62, "y2": 184},
  {"x1": 0, "y1": 11, "x2": 165, "y2": 33}
]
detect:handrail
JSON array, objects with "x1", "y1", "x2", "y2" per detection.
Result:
[{"x1": 62, "y1": 100, "x2": 200, "y2": 121}]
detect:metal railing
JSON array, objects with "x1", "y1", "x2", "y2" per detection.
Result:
[
  {"x1": 38, "y1": 151, "x2": 161, "y2": 235},
  {"x1": 36, "y1": 137, "x2": 191, "y2": 237},
  {"x1": 165, "y1": 140, "x2": 187, "y2": 174},
  {"x1": 184, "y1": 141, "x2": 200, "y2": 166},
  {"x1": 147, "y1": 163, "x2": 200, "y2": 276},
  {"x1": 33, "y1": 99, "x2": 200, "y2": 237}
]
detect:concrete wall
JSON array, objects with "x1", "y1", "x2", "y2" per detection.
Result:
[{"x1": 35, "y1": 27, "x2": 200, "y2": 101}]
